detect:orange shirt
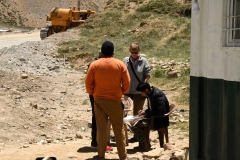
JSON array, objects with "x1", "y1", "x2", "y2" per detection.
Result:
[{"x1": 85, "y1": 57, "x2": 130, "y2": 101}]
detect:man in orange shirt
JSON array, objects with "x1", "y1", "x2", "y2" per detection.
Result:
[
  {"x1": 87, "y1": 52, "x2": 113, "y2": 151},
  {"x1": 85, "y1": 40, "x2": 130, "y2": 160}
]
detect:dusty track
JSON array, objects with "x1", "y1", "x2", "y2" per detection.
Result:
[{"x1": 0, "y1": 30, "x2": 40, "y2": 49}]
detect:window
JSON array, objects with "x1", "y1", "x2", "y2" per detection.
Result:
[{"x1": 223, "y1": 0, "x2": 240, "y2": 47}]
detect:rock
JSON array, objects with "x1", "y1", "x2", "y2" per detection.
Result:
[
  {"x1": 126, "y1": 152, "x2": 143, "y2": 160},
  {"x1": 170, "y1": 120, "x2": 177, "y2": 124},
  {"x1": 81, "y1": 127, "x2": 86, "y2": 131},
  {"x1": 46, "y1": 139, "x2": 52, "y2": 143},
  {"x1": 87, "y1": 108, "x2": 92, "y2": 112},
  {"x1": 161, "y1": 65, "x2": 169, "y2": 69},
  {"x1": 19, "y1": 58, "x2": 26, "y2": 61},
  {"x1": 167, "y1": 71, "x2": 179, "y2": 78},
  {"x1": 38, "y1": 140, "x2": 47, "y2": 145},
  {"x1": 142, "y1": 148, "x2": 164, "y2": 159},
  {"x1": 127, "y1": 156, "x2": 139, "y2": 160},
  {"x1": 169, "y1": 87, "x2": 177, "y2": 91},
  {"x1": 21, "y1": 74, "x2": 28, "y2": 79},
  {"x1": 163, "y1": 143, "x2": 172, "y2": 150},
  {"x1": 76, "y1": 131, "x2": 83, "y2": 139},
  {"x1": 30, "y1": 103, "x2": 38, "y2": 109},
  {"x1": 22, "y1": 145, "x2": 29, "y2": 148},
  {"x1": 14, "y1": 95, "x2": 22, "y2": 99},
  {"x1": 172, "y1": 150, "x2": 185, "y2": 160},
  {"x1": 159, "y1": 154, "x2": 171, "y2": 160},
  {"x1": 152, "y1": 139, "x2": 158, "y2": 143},
  {"x1": 88, "y1": 121, "x2": 92, "y2": 128}
]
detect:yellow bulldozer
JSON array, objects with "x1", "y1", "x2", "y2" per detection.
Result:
[{"x1": 40, "y1": 0, "x2": 95, "y2": 40}]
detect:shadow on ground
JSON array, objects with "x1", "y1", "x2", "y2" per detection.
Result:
[
  {"x1": 77, "y1": 144, "x2": 148, "y2": 159},
  {"x1": 77, "y1": 146, "x2": 97, "y2": 153}
]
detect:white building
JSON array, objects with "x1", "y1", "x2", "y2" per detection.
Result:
[{"x1": 190, "y1": 0, "x2": 240, "y2": 159}]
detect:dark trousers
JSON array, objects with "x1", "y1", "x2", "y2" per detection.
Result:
[
  {"x1": 89, "y1": 95, "x2": 97, "y2": 145},
  {"x1": 124, "y1": 94, "x2": 146, "y2": 115},
  {"x1": 125, "y1": 94, "x2": 146, "y2": 139}
]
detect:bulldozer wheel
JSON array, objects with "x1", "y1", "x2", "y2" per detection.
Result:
[
  {"x1": 40, "y1": 26, "x2": 55, "y2": 40},
  {"x1": 47, "y1": 27, "x2": 55, "y2": 37},
  {"x1": 40, "y1": 27, "x2": 49, "y2": 40}
]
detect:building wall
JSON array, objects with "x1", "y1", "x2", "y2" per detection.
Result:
[
  {"x1": 191, "y1": 0, "x2": 240, "y2": 81},
  {"x1": 190, "y1": 0, "x2": 240, "y2": 159}
]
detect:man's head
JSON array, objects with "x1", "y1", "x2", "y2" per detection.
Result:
[
  {"x1": 136, "y1": 82, "x2": 151, "y2": 97},
  {"x1": 101, "y1": 40, "x2": 114, "y2": 57}
]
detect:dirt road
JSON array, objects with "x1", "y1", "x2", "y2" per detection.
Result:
[{"x1": 0, "y1": 30, "x2": 40, "y2": 49}]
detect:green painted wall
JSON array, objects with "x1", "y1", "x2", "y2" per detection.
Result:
[{"x1": 190, "y1": 76, "x2": 240, "y2": 160}]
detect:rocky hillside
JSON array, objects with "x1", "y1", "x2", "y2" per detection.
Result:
[{"x1": 0, "y1": 0, "x2": 108, "y2": 28}]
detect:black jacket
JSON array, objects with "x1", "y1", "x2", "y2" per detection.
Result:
[{"x1": 145, "y1": 86, "x2": 170, "y2": 130}]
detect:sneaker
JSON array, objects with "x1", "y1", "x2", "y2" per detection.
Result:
[
  {"x1": 106, "y1": 145, "x2": 113, "y2": 151},
  {"x1": 129, "y1": 137, "x2": 138, "y2": 143},
  {"x1": 91, "y1": 144, "x2": 113, "y2": 152}
]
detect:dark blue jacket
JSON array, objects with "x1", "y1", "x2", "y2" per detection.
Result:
[{"x1": 145, "y1": 86, "x2": 170, "y2": 130}]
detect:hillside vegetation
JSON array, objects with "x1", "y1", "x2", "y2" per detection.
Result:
[{"x1": 58, "y1": 0, "x2": 192, "y2": 106}]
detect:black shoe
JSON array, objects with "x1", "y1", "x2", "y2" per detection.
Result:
[
  {"x1": 134, "y1": 142, "x2": 151, "y2": 152},
  {"x1": 129, "y1": 137, "x2": 138, "y2": 143},
  {"x1": 134, "y1": 142, "x2": 145, "y2": 151},
  {"x1": 139, "y1": 142, "x2": 151, "y2": 148}
]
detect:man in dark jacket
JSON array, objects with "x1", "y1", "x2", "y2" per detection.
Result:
[{"x1": 129, "y1": 81, "x2": 169, "y2": 149}]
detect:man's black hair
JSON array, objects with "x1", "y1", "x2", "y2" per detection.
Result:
[
  {"x1": 101, "y1": 40, "x2": 114, "y2": 57},
  {"x1": 136, "y1": 82, "x2": 151, "y2": 92}
]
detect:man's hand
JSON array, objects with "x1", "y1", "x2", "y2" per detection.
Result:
[{"x1": 138, "y1": 110, "x2": 145, "y2": 116}]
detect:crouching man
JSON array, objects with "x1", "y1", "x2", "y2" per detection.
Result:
[{"x1": 128, "y1": 81, "x2": 170, "y2": 150}]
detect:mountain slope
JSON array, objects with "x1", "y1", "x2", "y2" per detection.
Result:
[
  {"x1": 58, "y1": 0, "x2": 191, "y2": 107},
  {"x1": 0, "y1": 0, "x2": 108, "y2": 28}
]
